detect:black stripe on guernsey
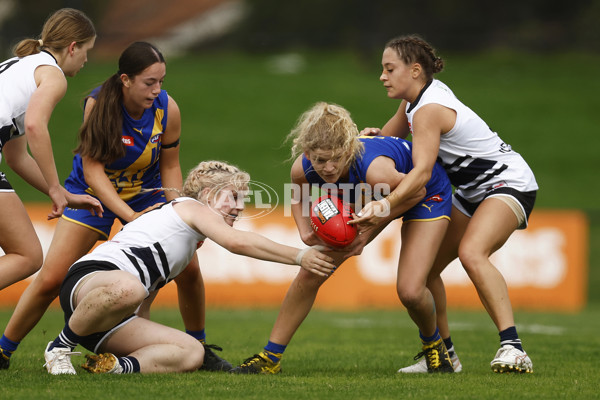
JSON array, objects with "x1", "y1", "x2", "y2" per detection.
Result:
[
  {"x1": 130, "y1": 246, "x2": 164, "y2": 289},
  {"x1": 122, "y1": 251, "x2": 147, "y2": 287},
  {"x1": 443, "y1": 156, "x2": 509, "y2": 190},
  {"x1": 153, "y1": 242, "x2": 171, "y2": 282}
]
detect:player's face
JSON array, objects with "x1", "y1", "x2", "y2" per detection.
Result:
[
  {"x1": 122, "y1": 62, "x2": 166, "y2": 113},
  {"x1": 380, "y1": 47, "x2": 416, "y2": 100},
  {"x1": 211, "y1": 186, "x2": 247, "y2": 226},
  {"x1": 63, "y1": 38, "x2": 95, "y2": 77},
  {"x1": 306, "y1": 148, "x2": 350, "y2": 183}
]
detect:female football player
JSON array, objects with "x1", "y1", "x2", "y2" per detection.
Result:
[
  {"x1": 0, "y1": 42, "x2": 225, "y2": 371},
  {"x1": 357, "y1": 35, "x2": 537, "y2": 373},
  {"x1": 231, "y1": 102, "x2": 457, "y2": 374},
  {"x1": 43, "y1": 161, "x2": 335, "y2": 375},
  {"x1": 0, "y1": 6, "x2": 101, "y2": 347}
]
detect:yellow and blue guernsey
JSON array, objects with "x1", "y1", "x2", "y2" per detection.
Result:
[
  {"x1": 302, "y1": 135, "x2": 452, "y2": 222},
  {"x1": 62, "y1": 86, "x2": 169, "y2": 238}
]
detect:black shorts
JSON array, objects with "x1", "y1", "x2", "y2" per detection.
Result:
[
  {"x1": 453, "y1": 187, "x2": 537, "y2": 229},
  {"x1": 0, "y1": 172, "x2": 13, "y2": 191},
  {"x1": 60, "y1": 260, "x2": 136, "y2": 353}
]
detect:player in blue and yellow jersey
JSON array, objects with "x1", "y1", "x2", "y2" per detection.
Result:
[
  {"x1": 231, "y1": 102, "x2": 456, "y2": 375},
  {"x1": 301, "y1": 135, "x2": 450, "y2": 224},
  {"x1": 0, "y1": 42, "x2": 230, "y2": 372}
]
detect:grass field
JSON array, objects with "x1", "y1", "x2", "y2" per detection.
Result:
[
  {"x1": 1, "y1": 50, "x2": 599, "y2": 398},
  {"x1": 2, "y1": 307, "x2": 599, "y2": 399}
]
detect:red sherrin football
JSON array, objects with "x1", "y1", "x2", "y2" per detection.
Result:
[{"x1": 310, "y1": 195, "x2": 357, "y2": 248}]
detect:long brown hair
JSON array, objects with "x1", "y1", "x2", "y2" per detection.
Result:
[
  {"x1": 74, "y1": 42, "x2": 165, "y2": 163},
  {"x1": 13, "y1": 8, "x2": 95, "y2": 58}
]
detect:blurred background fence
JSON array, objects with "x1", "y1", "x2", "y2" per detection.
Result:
[{"x1": 1, "y1": 0, "x2": 599, "y2": 59}]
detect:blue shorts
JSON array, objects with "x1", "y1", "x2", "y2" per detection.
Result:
[
  {"x1": 61, "y1": 189, "x2": 165, "y2": 239},
  {"x1": 402, "y1": 177, "x2": 453, "y2": 222}
]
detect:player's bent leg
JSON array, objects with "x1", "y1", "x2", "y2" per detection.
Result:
[
  {"x1": 231, "y1": 254, "x2": 345, "y2": 374},
  {"x1": 100, "y1": 318, "x2": 204, "y2": 373},
  {"x1": 458, "y1": 198, "x2": 534, "y2": 373},
  {"x1": 4, "y1": 219, "x2": 101, "y2": 345},
  {"x1": 458, "y1": 198, "x2": 518, "y2": 331},
  {"x1": 0, "y1": 193, "x2": 43, "y2": 290}
]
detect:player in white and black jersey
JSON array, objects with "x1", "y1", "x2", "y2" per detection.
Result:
[
  {"x1": 43, "y1": 161, "x2": 335, "y2": 375},
  {"x1": 0, "y1": 9, "x2": 101, "y2": 369},
  {"x1": 355, "y1": 35, "x2": 537, "y2": 374}
]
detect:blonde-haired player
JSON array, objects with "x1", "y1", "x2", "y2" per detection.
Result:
[{"x1": 43, "y1": 161, "x2": 335, "y2": 375}]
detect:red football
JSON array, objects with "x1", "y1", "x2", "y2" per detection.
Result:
[{"x1": 310, "y1": 195, "x2": 357, "y2": 248}]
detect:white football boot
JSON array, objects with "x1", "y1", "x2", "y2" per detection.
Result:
[
  {"x1": 397, "y1": 345, "x2": 462, "y2": 373},
  {"x1": 490, "y1": 344, "x2": 533, "y2": 373},
  {"x1": 44, "y1": 342, "x2": 80, "y2": 375}
]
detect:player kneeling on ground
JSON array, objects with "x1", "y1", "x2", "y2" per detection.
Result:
[{"x1": 43, "y1": 161, "x2": 335, "y2": 375}]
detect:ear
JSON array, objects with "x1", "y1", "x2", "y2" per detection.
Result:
[
  {"x1": 198, "y1": 187, "x2": 212, "y2": 203},
  {"x1": 68, "y1": 41, "x2": 77, "y2": 56},
  {"x1": 120, "y1": 73, "x2": 131, "y2": 88},
  {"x1": 411, "y1": 63, "x2": 422, "y2": 79}
]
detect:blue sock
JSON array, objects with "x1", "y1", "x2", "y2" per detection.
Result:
[
  {"x1": 0, "y1": 335, "x2": 19, "y2": 357},
  {"x1": 186, "y1": 329, "x2": 206, "y2": 344},
  {"x1": 118, "y1": 356, "x2": 141, "y2": 373},
  {"x1": 263, "y1": 341, "x2": 286, "y2": 362},
  {"x1": 50, "y1": 322, "x2": 83, "y2": 351},
  {"x1": 420, "y1": 327, "x2": 441, "y2": 344},
  {"x1": 443, "y1": 336, "x2": 454, "y2": 353},
  {"x1": 499, "y1": 326, "x2": 523, "y2": 351}
]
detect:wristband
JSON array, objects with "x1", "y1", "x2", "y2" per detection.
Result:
[
  {"x1": 378, "y1": 198, "x2": 391, "y2": 216},
  {"x1": 295, "y1": 247, "x2": 311, "y2": 265}
]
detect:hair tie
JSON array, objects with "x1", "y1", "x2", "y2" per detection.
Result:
[{"x1": 38, "y1": 39, "x2": 43, "y2": 47}]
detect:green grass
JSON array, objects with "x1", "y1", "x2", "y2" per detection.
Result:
[{"x1": 2, "y1": 306, "x2": 599, "y2": 399}]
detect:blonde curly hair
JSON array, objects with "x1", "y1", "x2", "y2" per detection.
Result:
[
  {"x1": 182, "y1": 160, "x2": 250, "y2": 201},
  {"x1": 286, "y1": 102, "x2": 364, "y2": 166}
]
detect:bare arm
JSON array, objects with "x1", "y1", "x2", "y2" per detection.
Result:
[
  {"x1": 24, "y1": 65, "x2": 68, "y2": 215},
  {"x1": 158, "y1": 95, "x2": 183, "y2": 201},
  {"x1": 3, "y1": 135, "x2": 50, "y2": 193},
  {"x1": 381, "y1": 102, "x2": 411, "y2": 138},
  {"x1": 289, "y1": 156, "x2": 325, "y2": 246},
  {"x1": 344, "y1": 156, "x2": 425, "y2": 255},
  {"x1": 82, "y1": 156, "x2": 145, "y2": 222},
  {"x1": 349, "y1": 104, "x2": 447, "y2": 226},
  {"x1": 177, "y1": 201, "x2": 336, "y2": 277}
]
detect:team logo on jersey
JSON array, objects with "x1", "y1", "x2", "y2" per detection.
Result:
[
  {"x1": 150, "y1": 134, "x2": 161, "y2": 143},
  {"x1": 499, "y1": 142, "x2": 512, "y2": 153},
  {"x1": 122, "y1": 136, "x2": 134, "y2": 146},
  {"x1": 490, "y1": 181, "x2": 508, "y2": 191},
  {"x1": 425, "y1": 194, "x2": 443, "y2": 202}
]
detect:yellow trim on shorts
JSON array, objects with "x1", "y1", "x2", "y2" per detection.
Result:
[
  {"x1": 60, "y1": 215, "x2": 110, "y2": 240},
  {"x1": 403, "y1": 215, "x2": 451, "y2": 223}
]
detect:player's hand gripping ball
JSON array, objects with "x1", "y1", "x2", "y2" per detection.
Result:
[{"x1": 310, "y1": 195, "x2": 357, "y2": 248}]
